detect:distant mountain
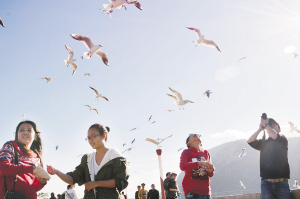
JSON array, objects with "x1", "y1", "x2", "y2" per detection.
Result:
[{"x1": 177, "y1": 137, "x2": 300, "y2": 197}]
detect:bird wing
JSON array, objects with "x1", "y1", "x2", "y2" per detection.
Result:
[
  {"x1": 202, "y1": 39, "x2": 221, "y2": 52},
  {"x1": 0, "y1": 17, "x2": 5, "y2": 27},
  {"x1": 100, "y1": 95, "x2": 109, "y2": 101},
  {"x1": 70, "y1": 34, "x2": 94, "y2": 50},
  {"x1": 169, "y1": 87, "x2": 183, "y2": 101},
  {"x1": 85, "y1": 105, "x2": 92, "y2": 109},
  {"x1": 288, "y1": 122, "x2": 295, "y2": 130},
  {"x1": 238, "y1": 57, "x2": 246, "y2": 62},
  {"x1": 65, "y1": 45, "x2": 74, "y2": 60},
  {"x1": 71, "y1": 63, "x2": 77, "y2": 75},
  {"x1": 146, "y1": 138, "x2": 159, "y2": 145},
  {"x1": 93, "y1": 108, "x2": 99, "y2": 115},
  {"x1": 167, "y1": 93, "x2": 177, "y2": 101},
  {"x1": 186, "y1": 26, "x2": 201, "y2": 40},
  {"x1": 134, "y1": 1, "x2": 142, "y2": 10},
  {"x1": 89, "y1": 86, "x2": 99, "y2": 95},
  {"x1": 95, "y1": 50, "x2": 109, "y2": 66},
  {"x1": 148, "y1": 115, "x2": 152, "y2": 122}
]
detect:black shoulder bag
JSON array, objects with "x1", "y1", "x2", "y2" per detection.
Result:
[{"x1": 4, "y1": 144, "x2": 28, "y2": 199}]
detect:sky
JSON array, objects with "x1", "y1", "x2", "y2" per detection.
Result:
[{"x1": 0, "y1": 0, "x2": 300, "y2": 198}]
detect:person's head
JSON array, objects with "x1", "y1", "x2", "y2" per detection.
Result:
[
  {"x1": 269, "y1": 118, "x2": 281, "y2": 133},
  {"x1": 15, "y1": 120, "x2": 43, "y2": 166},
  {"x1": 86, "y1": 123, "x2": 110, "y2": 149},
  {"x1": 51, "y1": 192, "x2": 55, "y2": 197},
  {"x1": 121, "y1": 191, "x2": 124, "y2": 195},
  {"x1": 141, "y1": 183, "x2": 145, "y2": 189},
  {"x1": 151, "y1": 184, "x2": 155, "y2": 189},
  {"x1": 171, "y1": 172, "x2": 177, "y2": 180},
  {"x1": 166, "y1": 172, "x2": 171, "y2": 178},
  {"x1": 186, "y1": 134, "x2": 201, "y2": 148},
  {"x1": 57, "y1": 194, "x2": 61, "y2": 199},
  {"x1": 67, "y1": 184, "x2": 75, "y2": 190},
  {"x1": 137, "y1": 185, "x2": 141, "y2": 191}
]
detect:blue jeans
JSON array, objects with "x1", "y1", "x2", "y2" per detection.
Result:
[
  {"x1": 185, "y1": 192, "x2": 211, "y2": 199},
  {"x1": 261, "y1": 179, "x2": 291, "y2": 199}
]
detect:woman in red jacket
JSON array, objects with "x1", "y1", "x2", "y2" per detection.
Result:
[{"x1": 0, "y1": 120, "x2": 47, "y2": 199}]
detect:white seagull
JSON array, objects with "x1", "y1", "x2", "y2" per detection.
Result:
[
  {"x1": 238, "y1": 57, "x2": 246, "y2": 62},
  {"x1": 148, "y1": 115, "x2": 152, "y2": 122},
  {"x1": 130, "y1": 128, "x2": 138, "y2": 131},
  {"x1": 0, "y1": 17, "x2": 5, "y2": 27},
  {"x1": 127, "y1": 0, "x2": 142, "y2": 10},
  {"x1": 186, "y1": 26, "x2": 221, "y2": 52},
  {"x1": 70, "y1": 34, "x2": 109, "y2": 66},
  {"x1": 89, "y1": 86, "x2": 109, "y2": 101},
  {"x1": 203, "y1": 90, "x2": 212, "y2": 98},
  {"x1": 40, "y1": 76, "x2": 55, "y2": 83},
  {"x1": 288, "y1": 122, "x2": 300, "y2": 133},
  {"x1": 240, "y1": 181, "x2": 246, "y2": 189},
  {"x1": 64, "y1": 45, "x2": 77, "y2": 75},
  {"x1": 151, "y1": 121, "x2": 156, "y2": 124},
  {"x1": 238, "y1": 148, "x2": 246, "y2": 159},
  {"x1": 22, "y1": 113, "x2": 26, "y2": 118},
  {"x1": 85, "y1": 105, "x2": 99, "y2": 115},
  {"x1": 103, "y1": 0, "x2": 142, "y2": 12},
  {"x1": 167, "y1": 87, "x2": 193, "y2": 110},
  {"x1": 166, "y1": 110, "x2": 175, "y2": 112},
  {"x1": 84, "y1": 73, "x2": 90, "y2": 76}
]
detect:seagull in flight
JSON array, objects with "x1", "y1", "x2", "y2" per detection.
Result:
[
  {"x1": 186, "y1": 26, "x2": 221, "y2": 52},
  {"x1": 151, "y1": 121, "x2": 156, "y2": 124},
  {"x1": 40, "y1": 76, "x2": 55, "y2": 83},
  {"x1": 148, "y1": 115, "x2": 152, "y2": 122},
  {"x1": 178, "y1": 148, "x2": 184, "y2": 152},
  {"x1": 122, "y1": 147, "x2": 133, "y2": 153},
  {"x1": 84, "y1": 73, "x2": 90, "y2": 76},
  {"x1": 55, "y1": 145, "x2": 59, "y2": 151},
  {"x1": 167, "y1": 87, "x2": 193, "y2": 110},
  {"x1": 238, "y1": 148, "x2": 246, "y2": 159},
  {"x1": 70, "y1": 34, "x2": 109, "y2": 66},
  {"x1": 103, "y1": 0, "x2": 142, "y2": 12},
  {"x1": 131, "y1": 139, "x2": 135, "y2": 144},
  {"x1": 166, "y1": 110, "x2": 175, "y2": 112},
  {"x1": 130, "y1": 128, "x2": 138, "y2": 131},
  {"x1": 0, "y1": 17, "x2": 5, "y2": 27},
  {"x1": 146, "y1": 135, "x2": 173, "y2": 148},
  {"x1": 85, "y1": 105, "x2": 99, "y2": 115},
  {"x1": 203, "y1": 90, "x2": 212, "y2": 98},
  {"x1": 89, "y1": 86, "x2": 109, "y2": 101},
  {"x1": 238, "y1": 57, "x2": 246, "y2": 62},
  {"x1": 240, "y1": 181, "x2": 246, "y2": 189},
  {"x1": 22, "y1": 113, "x2": 26, "y2": 118},
  {"x1": 123, "y1": 143, "x2": 126, "y2": 147},
  {"x1": 64, "y1": 45, "x2": 77, "y2": 75},
  {"x1": 288, "y1": 122, "x2": 300, "y2": 133},
  {"x1": 127, "y1": 0, "x2": 142, "y2": 10}
]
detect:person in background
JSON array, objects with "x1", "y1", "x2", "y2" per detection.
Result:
[
  {"x1": 47, "y1": 123, "x2": 129, "y2": 199},
  {"x1": 49, "y1": 192, "x2": 57, "y2": 199},
  {"x1": 0, "y1": 120, "x2": 48, "y2": 199},
  {"x1": 167, "y1": 173, "x2": 180, "y2": 199},
  {"x1": 135, "y1": 185, "x2": 141, "y2": 199},
  {"x1": 138, "y1": 183, "x2": 148, "y2": 199},
  {"x1": 147, "y1": 184, "x2": 159, "y2": 199},
  {"x1": 163, "y1": 172, "x2": 171, "y2": 197}
]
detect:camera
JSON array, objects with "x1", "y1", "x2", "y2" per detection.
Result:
[{"x1": 261, "y1": 113, "x2": 267, "y2": 120}]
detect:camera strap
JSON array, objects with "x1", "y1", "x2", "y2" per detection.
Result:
[{"x1": 4, "y1": 143, "x2": 19, "y2": 192}]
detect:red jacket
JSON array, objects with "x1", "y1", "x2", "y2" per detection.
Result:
[
  {"x1": 0, "y1": 141, "x2": 45, "y2": 199},
  {"x1": 180, "y1": 147, "x2": 214, "y2": 196}
]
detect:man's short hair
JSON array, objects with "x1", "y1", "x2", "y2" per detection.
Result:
[
  {"x1": 269, "y1": 118, "x2": 280, "y2": 130},
  {"x1": 67, "y1": 185, "x2": 71, "y2": 189},
  {"x1": 137, "y1": 185, "x2": 141, "y2": 188},
  {"x1": 166, "y1": 172, "x2": 171, "y2": 177},
  {"x1": 171, "y1": 172, "x2": 177, "y2": 177}
]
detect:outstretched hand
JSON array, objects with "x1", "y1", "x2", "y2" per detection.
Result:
[{"x1": 46, "y1": 165, "x2": 58, "y2": 175}]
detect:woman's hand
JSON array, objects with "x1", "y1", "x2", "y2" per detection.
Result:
[
  {"x1": 37, "y1": 178, "x2": 47, "y2": 185},
  {"x1": 85, "y1": 181, "x2": 98, "y2": 191},
  {"x1": 46, "y1": 165, "x2": 58, "y2": 175}
]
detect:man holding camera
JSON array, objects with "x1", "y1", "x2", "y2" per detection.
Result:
[{"x1": 247, "y1": 114, "x2": 291, "y2": 199}]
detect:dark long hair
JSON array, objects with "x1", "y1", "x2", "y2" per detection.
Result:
[
  {"x1": 14, "y1": 120, "x2": 43, "y2": 167},
  {"x1": 89, "y1": 123, "x2": 110, "y2": 141}
]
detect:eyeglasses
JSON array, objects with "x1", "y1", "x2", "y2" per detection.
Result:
[
  {"x1": 85, "y1": 134, "x2": 101, "y2": 141},
  {"x1": 189, "y1": 134, "x2": 201, "y2": 138}
]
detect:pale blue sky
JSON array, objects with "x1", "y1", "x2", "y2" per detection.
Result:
[{"x1": 0, "y1": 0, "x2": 300, "y2": 198}]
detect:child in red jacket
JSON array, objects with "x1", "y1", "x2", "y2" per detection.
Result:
[{"x1": 180, "y1": 134, "x2": 215, "y2": 199}]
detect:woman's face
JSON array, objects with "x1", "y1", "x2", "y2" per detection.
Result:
[
  {"x1": 87, "y1": 128, "x2": 104, "y2": 149},
  {"x1": 17, "y1": 123, "x2": 35, "y2": 146}
]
